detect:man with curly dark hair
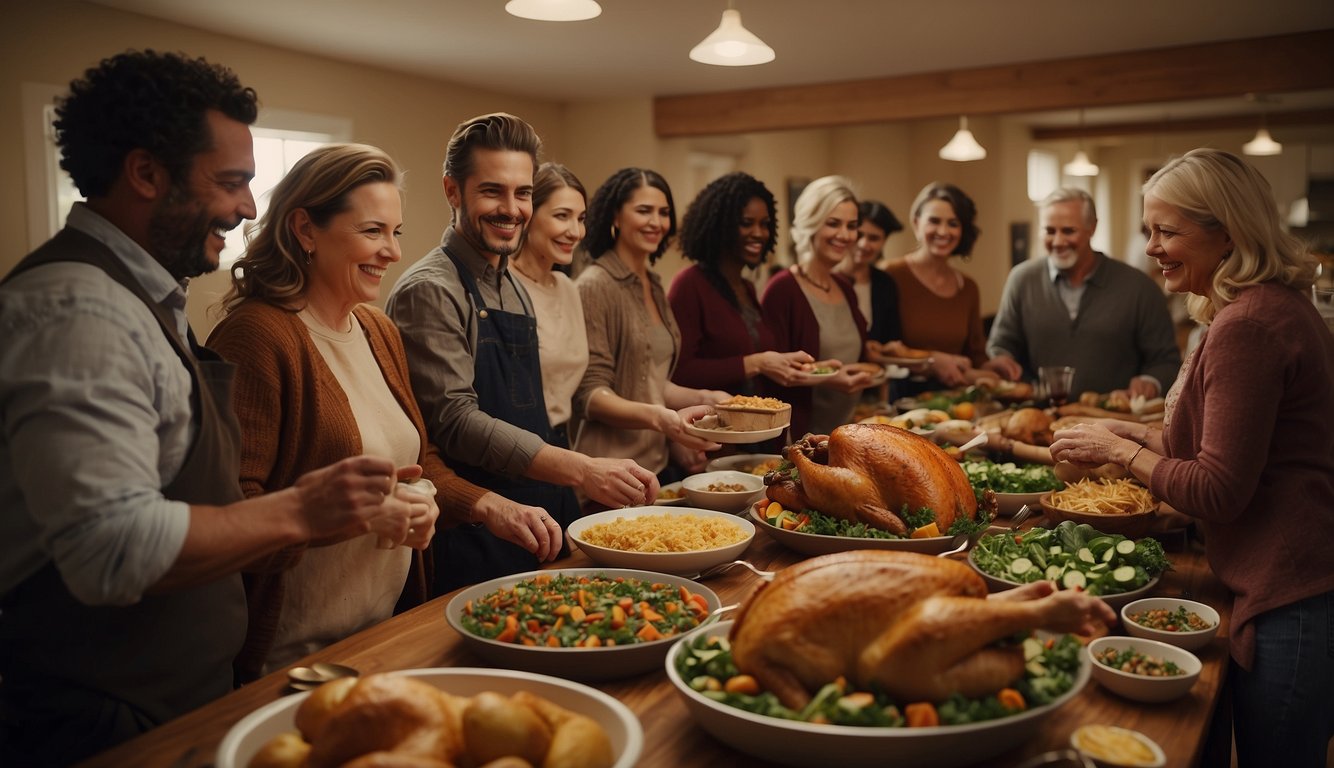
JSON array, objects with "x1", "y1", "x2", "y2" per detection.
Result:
[
  {"x1": 0, "y1": 50, "x2": 421, "y2": 765},
  {"x1": 669, "y1": 171, "x2": 813, "y2": 394}
]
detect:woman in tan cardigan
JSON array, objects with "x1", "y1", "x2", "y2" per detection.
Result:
[{"x1": 209, "y1": 144, "x2": 529, "y2": 680}]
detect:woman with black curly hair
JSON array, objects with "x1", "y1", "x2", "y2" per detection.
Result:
[
  {"x1": 669, "y1": 172, "x2": 814, "y2": 395},
  {"x1": 572, "y1": 168, "x2": 728, "y2": 483}
]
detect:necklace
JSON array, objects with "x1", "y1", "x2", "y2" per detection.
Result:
[
  {"x1": 512, "y1": 259, "x2": 557, "y2": 288},
  {"x1": 796, "y1": 265, "x2": 832, "y2": 292},
  {"x1": 300, "y1": 306, "x2": 353, "y2": 334}
]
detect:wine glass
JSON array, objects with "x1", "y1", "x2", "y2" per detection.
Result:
[{"x1": 1039, "y1": 366, "x2": 1076, "y2": 408}]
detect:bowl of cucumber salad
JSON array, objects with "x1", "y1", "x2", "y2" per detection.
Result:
[{"x1": 967, "y1": 521, "x2": 1171, "y2": 609}]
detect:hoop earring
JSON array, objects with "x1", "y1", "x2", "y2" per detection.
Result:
[
  {"x1": 305, "y1": 250, "x2": 313, "y2": 265},
  {"x1": 610, "y1": 224, "x2": 620, "y2": 241}
]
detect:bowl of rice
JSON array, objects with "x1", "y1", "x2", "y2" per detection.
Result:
[{"x1": 567, "y1": 506, "x2": 756, "y2": 575}]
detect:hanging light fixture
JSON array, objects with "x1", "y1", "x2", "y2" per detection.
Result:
[
  {"x1": 505, "y1": 0, "x2": 601, "y2": 22},
  {"x1": 689, "y1": 2, "x2": 775, "y2": 66},
  {"x1": 1063, "y1": 109, "x2": 1100, "y2": 177},
  {"x1": 938, "y1": 116, "x2": 987, "y2": 162},
  {"x1": 1242, "y1": 94, "x2": 1283, "y2": 156}
]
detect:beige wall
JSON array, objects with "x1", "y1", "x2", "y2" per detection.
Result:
[{"x1": 7, "y1": 1, "x2": 1328, "y2": 338}]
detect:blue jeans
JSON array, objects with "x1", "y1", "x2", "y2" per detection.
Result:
[{"x1": 1231, "y1": 590, "x2": 1334, "y2": 768}]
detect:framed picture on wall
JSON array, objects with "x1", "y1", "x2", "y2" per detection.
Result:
[{"x1": 1010, "y1": 221, "x2": 1030, "y2": 268}]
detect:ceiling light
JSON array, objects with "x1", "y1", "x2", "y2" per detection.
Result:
[
  {"x1": 504, "y1": 0, "x2": 601, "y2": 22},
  {"x1": 689, "y1": 7, "x2": 775, "y2": 66},
  {"x1": 1242, "y1": 127, "x2": 1282, "y2": 156},
  {"x1": 1064, "y1": 150, "x2": 1100, "y2": 177},
  {"x1": 938, "y1": 116, "x2": 987, "y2": 162}
]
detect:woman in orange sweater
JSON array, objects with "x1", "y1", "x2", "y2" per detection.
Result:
[{"x1": 209, "y1": 144, "x2": 543, "y2": 680}]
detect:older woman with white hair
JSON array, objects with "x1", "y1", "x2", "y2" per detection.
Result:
[
  {"x1": 760, "y1": 175, "x2": 874, "y2": 436},
  {"x1": 1051, "y1": 148, "x2": 1334, "y2": 766}
]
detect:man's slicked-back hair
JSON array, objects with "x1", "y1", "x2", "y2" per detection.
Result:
[
  {"x1": 442, "y1": 112, "x2": 542, "y2": 184},
  {"x1": 54, "y1": 49, "x2": 258, "y2": 198}
]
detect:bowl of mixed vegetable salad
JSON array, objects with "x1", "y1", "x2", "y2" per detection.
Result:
[
  {"x1": 962, "y1": 459, "x2": 1065, "y2": 517},
  {"x1": 1086, "y1": 636, "x2": 1201, "y2": 702},
  {"x1": 748, "y1": 501, "x2": 991, "y2": 557},
  {"x1": 665, "y1": 620, "x2": 1090, "y2": 768},
  {"x1": 967, "y1": 521, "x2": 1171, "y2": 609},
  {"x1": 1120, "y1": 597, "x2": 1220, "y2": 651},
  {"x1": 446, "y1": 568, "x2": 720, "y2": 681}
]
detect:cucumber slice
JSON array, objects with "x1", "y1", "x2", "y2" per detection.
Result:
[
  {"x1": 1025, "y1": 659, "x2": 1047, "y2": 677},
  {"x1": 1010, "y1": 557, "x2": 1033, "y2": 575},
  {"x1": 1115, "y1": 539, "x2": 1137, "y2": 555},
  {"x1": 1045, "y1": 564, "x2": 1062, "y2": 580},
  {"x1": 1101, "y1": 546, "x2": 1116, "y2": 563},
  {"x1": 1112, "y1": 565, "x2": 1136, "y2": 582},
  {"x1": 1050, "y1": 545, "x2": 1063, "y2": 556},
  {"x1": 1062, "y1": 570, "x2": 1087, "y2": 589},
  {"x1": 1077, "y1": 547, "x2": 1095, "y2": 564},
  {"x1": 1090, "y1": 563, "x2": 1109, "y2": 573},
  {"x1": 1088, "y1": 536, "x2": 1115, "y2": 555},
  {"x1": 1022, "y1": 637, "x2": 1044, "y2": 660}
]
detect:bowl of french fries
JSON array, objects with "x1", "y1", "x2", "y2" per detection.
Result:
[{"x1": 1039, "y1": 478, "x2": 1159, "y2": 538}]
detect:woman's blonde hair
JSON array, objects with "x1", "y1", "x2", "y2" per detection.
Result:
[
  {"x1": 1144, "y1": 148, "x2": 1315, "y2": 324},
  {"x1": 791, "y1": 175, "x2": 858, "y2": 264},
  {"x1": 220, "y1": 143, "x2": 402, "y2": 313}
]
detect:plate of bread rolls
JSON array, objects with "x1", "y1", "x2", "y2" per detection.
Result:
[{"x1": 222, "y1": 668, "x2": 642, "y2": 768}]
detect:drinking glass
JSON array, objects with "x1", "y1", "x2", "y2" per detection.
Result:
[{"x1": 1039, "y1": 366, "x2": 1076, "y2": 408}]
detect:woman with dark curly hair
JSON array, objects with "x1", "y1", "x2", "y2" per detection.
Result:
[
  {"x1": 669, "y1": 172, "x2": 813, "y2": 395},
  {"x1": 885, "y1": 182, "x2": 1013, "y2": 388},
  {"x1": 572, "y1": 168, "x2": 728, "y2": 482}
]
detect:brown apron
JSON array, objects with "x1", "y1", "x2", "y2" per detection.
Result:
[{"x1": 0, "y1": 229, "x2": 248, "y2": 767}]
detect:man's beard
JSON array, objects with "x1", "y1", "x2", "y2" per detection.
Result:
[
  {"x1": 149, "y1": 184, "x2": 217, "y2": 281},
  {"x1": 457, "y1": 200, "x2": 525, "y2": 259}
]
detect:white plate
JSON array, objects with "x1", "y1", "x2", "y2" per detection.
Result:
[
  {"x1": 216, "y1": 667, "x2": 643, "y2": 768},
  {"x1": 653, "y1": 480, "x2": 689, "y2": 505},
  {"x1": 966, "y1": 549, "x2": 1161, "y2": 610},
  {"x1": 445, "y1": 567, "x2": 722, "y2": 680},
  {"x1": 666, "y1": 622, "x2": 1089, "y2": 768},
  {"x1": 747, "y1": 504, "x2": 957, "y2": 556},
  {"x1": 705, "y1": 453, "x2": 783, "y2": 475},
  {"x1": 684, "y1": 423, "x2": 785, "y2": 444},
  {"x1": 568, "y1": 507, "x2": 756, "y2": 573}
]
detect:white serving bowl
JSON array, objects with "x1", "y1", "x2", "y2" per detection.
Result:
[
  {"x1": 1070, "y1": 724, "x2": 1166, "y2": 768},
  {"x1": 1120, "y1": 597, "x2": 1221, "y2": 651},
  {"x1": 216, "y1": 668, "x2": 642, "y2": 768},
  {"x1": 653, "y1": 480, "x2": 689, "y2": 505},
  {"x1": 704, "y1": 453, "x2": 783, "y2": 475},
  {"x1": 1086, "y1": 636, "x2": 1201, "y2": 703},
  {"x1": 567, "y1": 506, "x2": 755, "y2": 574},
  {"x1": 993, "y1": 491, "x2": 1047, "y2": 517},
  {"x1": 445, "y1": 567, "x2": 720, "y2": 680},
  {"x1": 681, "y1": 470, "x2": 766, "y2": 513},
  {"x1": 666, "y1": 621, "x2": 1089, "y2": 768}
]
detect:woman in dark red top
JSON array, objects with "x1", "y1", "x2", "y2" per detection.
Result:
[{"x1": 670, "y1": 172, "x2": 812, "y2": 395}]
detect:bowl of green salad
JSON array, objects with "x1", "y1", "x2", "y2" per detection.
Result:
[
  {"x1": 962, "y1": 459, "x2": 1064, "y2": 517},
  {"x1": 967, "y1": 521, "x2": 1171, "y2": 609}
]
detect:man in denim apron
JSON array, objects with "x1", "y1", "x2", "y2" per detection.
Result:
[{"x1": 388, "y1": 113, "x2": 660, "y2": 594}]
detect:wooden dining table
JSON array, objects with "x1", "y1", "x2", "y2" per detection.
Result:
[{"x1": 80, "y1": 522, "x2": 1232, "y2": 768}]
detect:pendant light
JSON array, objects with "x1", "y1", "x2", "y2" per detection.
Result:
[
  {"x1": 1063, "y1": 109, "x2": 1100, "y2": 176},
  {"x1": 504, "y1": 0, "x2": 601, "y2": 22},
  {"x1": 1242, "y1": 94, "x2": 1282, "y2": 156},
  {"x1": 690, "y1": 2, "x2": 775, "y2": 66},
  {"x1": 938, "y1": 116, "x2": 987, "y2": 162}
]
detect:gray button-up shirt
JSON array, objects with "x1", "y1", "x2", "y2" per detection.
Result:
[
  {"x1": 386, "y1": 227, "x2": 547, "y2": 478},
  {"x1": 0, "y1": 204, "x2": 193, "y2": 604}
]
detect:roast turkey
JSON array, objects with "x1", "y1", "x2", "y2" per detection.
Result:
[
  {"x1": 729, "y1": 551, "x2": 1107, "y2": 708},
  {"x1": 764, "y1": 423, "x2": 982, "y2": 535}
]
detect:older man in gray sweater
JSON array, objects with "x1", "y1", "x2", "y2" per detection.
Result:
[{"x1": 987, "y1": 189, "x2": 1181, "y2": 398}]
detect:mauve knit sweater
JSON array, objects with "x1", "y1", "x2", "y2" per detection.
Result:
[{"x1": 1150, "y1": 283, "x2": 1334, "y2": 669}]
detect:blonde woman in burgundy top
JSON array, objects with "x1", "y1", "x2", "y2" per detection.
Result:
[{"x1": 1051, "y1": 149, "x2": 1334, "y2": 767}]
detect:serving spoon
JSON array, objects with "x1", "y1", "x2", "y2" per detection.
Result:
[
  {"x1": 287, "y1": 662, "x2": 359, "y2": 691},
  {"x1": 693, "y1": 559, "x2": 775, "y2": 581}
]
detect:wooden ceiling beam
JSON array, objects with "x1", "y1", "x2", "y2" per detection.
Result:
[
  {"x1": 653, "y1": 30, "x2": 1334, "y2": 137},
  {"x1": 1031, "y1": 108, "x2": 1334, "y2": 140}
]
